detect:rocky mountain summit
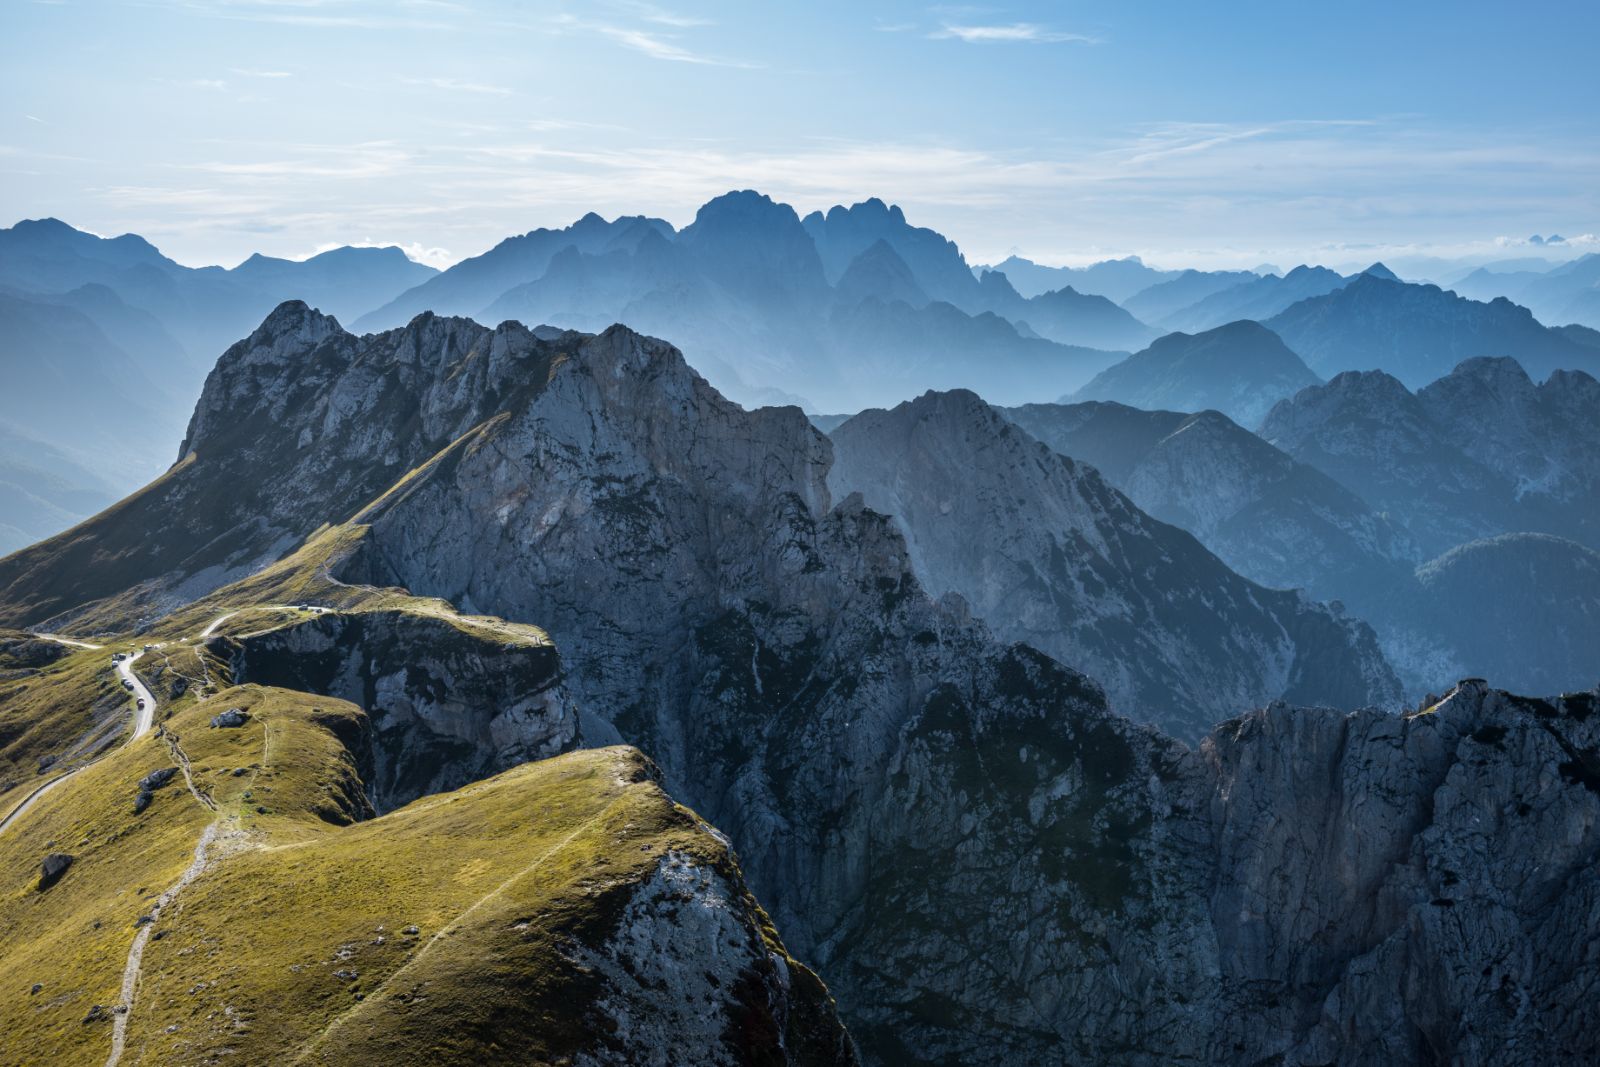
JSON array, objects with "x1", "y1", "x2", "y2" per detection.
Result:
[
  {"x1": 1003, "y1": 399, "x2": 1417, "y2": 604},
  {"x1": 826, "y1": 389, "x2": 1400, "y2": 739},
  {"x1": 1, "y1": 304, "x2": 1596, "y2": 1065},
  {"x1": 1070, "y1": 320, "x2": 1320, "y2": 427}
]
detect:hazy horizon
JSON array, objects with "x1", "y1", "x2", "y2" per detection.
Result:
[{"x1": 5, "y1": 0, "x2": 1598, "y2": 273}]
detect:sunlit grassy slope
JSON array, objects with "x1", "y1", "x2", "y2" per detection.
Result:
[{"x1": 1, "y1": 679, "x2": 842, "y2": 1065}]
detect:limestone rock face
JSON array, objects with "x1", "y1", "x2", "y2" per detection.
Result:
[
  {"x1": 264, "y1": 315, "x2": 1590, "y2": 1063},
  {"x1": 573, "y1": 850, "x2": 860, "y2": 1067},
  {"x1": 225, "y1": 608, "x2": 577, "y2": 812}
]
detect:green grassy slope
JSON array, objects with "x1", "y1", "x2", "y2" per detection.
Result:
[{"x1": 0, "y1": 679, "x2": 852, "y2": 1066}]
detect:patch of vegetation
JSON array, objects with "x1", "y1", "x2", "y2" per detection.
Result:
[{"x1": 0, "y1": 644, "x2": 129, "y2": 815}]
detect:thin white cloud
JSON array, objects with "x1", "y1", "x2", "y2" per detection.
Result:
[
  {"x1": 171, "y1": 77, "x2": 230, "y2": 91},
  {"x1": 608, "y1": 1, "x2": 711, "y2": 29},
  {"x1": 231, "y1": 67, "x2": 293, "y2": 78},
  {"x1": 161, "y1": 0, "x2": 455, "y2": 31},
  {"x1": 404, "y1": 76, "x2": 513, "y2": 96},
  {"x1": 60, "y1": 116, "x2": 1600, "y2": 274},
  {"x1": 551, "y1": 14, "x2": 759, "y2": 68},
  {"x1": 931, "y1": 23, "x2": 1098, "y2": 44}
]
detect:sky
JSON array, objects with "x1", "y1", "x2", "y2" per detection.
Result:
[{"x1": 3, "y1": 0, "x2": 1598, "y2": 271}]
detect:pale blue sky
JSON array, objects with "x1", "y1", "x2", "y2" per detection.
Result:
[{"x1": 3, "y1": 0, "x2": 1597, "y2": 269}]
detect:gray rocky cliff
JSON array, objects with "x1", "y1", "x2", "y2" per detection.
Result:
[{"x1": 221, "y1": 608, "x2": 577, "y2": 811}]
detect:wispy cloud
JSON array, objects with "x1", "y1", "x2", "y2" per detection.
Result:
[
  {"x1": 608, "y1": 1, "x2": 710, "y2": 29},
  {"x1": 167, "y1": 77, "x2": 231, "y2": 91},
  {"x1": 161, "y1": 0, "x2": 456, "y2": 31},
  {"x1": 404, "y1": 76, "x2": 513, "y2": 96},
  {"x1": 931, "y1": 23, "x2": 1098, "y2": 44},
  {"x1": 58, "y1": 116, "x2": 1600, "y2": 275},
  {"x1": 230, "y1": 67, "x2": 293, "y2": 78},
  {"x1": 551, "y1": 13, "x2": 758, "y2": 68}
]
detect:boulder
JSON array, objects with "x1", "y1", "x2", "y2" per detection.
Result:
[
  {"x1": 210, "y1": 708, "x2": 249, "y2": 729},
  {"x1": 38, "y1": 853, "x2": 74, "y2": 891}
]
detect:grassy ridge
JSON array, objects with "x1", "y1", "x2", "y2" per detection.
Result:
[{"x1": 1, "y1": 671, "x2": 840, "y2": 1065}]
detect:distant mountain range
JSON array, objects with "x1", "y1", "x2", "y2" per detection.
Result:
[
  {"x1": 6, "y1": 195, "x2": 1600, "y2": 562},
  {"x1": 1451, "y1": 252, "x2": 1600, "y2": 329},
  {"x1": 0, "y1": 218, "x2": 438, "y2": 531},
  {"x1": 1002, "y1": 399, "x2": 1416, "y2": 606},
  {"x1": 0, "y1": 423, "x2": 117, "y2": 556},
  {"x1": 1158, "y1": 264, "x2": 1351, "y2": 333},
  {"x1": 979, "y1": 254, "x2": 1181, "y2": 302},
  {"x1": 1120, "y1": 268, "x2": 1260, "y2": 324},
  {"x1": 366, "y1": 192, "x2": 1142, "y2": 411},
  {"x1": 1261, "y1": 356, "x2": 1600, "y2": 557},
  {"x1": 1006, "y1": 353, "x2": 1598, "y2": 696},
  {"x1": 1266, "y1": 272, "x2": 1600, "y2": 386}
]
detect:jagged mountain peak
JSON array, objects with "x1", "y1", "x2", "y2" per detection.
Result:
[
  {"x1": 803, "y1": 196, "x2": 977, "y2": 307},
  {"x1": 1073, "y1": 318, "x2": 1319, "y2": 427},
  {"x1": 975, "y1": 268, "x2": 1023, "y2": 301},
  {"x1": 250, "y1": 297, "x2": 344, "y2": 344},
  {"x1": 1442, "y1": 353, "x2": 1536, "y2": 389},
  {"x1": 829, "y1": 386, "x2": 1401, "y2": 736},
  {"x1": 1361, "y1": 261, "x2": 1400, "y2": 280},
  {"x1": 1282, "y1": 365, "x2": 1415, "y2": 410},
  {"x1": 684, "y1": 188, "x2": 805, "y2": 231},
  {"x1": 813, "y1": 196, "x2": 908, "y2": 226}
]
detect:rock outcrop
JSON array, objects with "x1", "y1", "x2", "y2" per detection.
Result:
[{"x1": 222, "y1": 607, "x2": 577, "y2": 811}]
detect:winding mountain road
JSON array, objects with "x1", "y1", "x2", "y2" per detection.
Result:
[
  {"x1": 0, "y1": 648, "x2": 149, "y2": 836},
  {"x1": 118, "y1": 652, "x2": 157, "y2": 741}
]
